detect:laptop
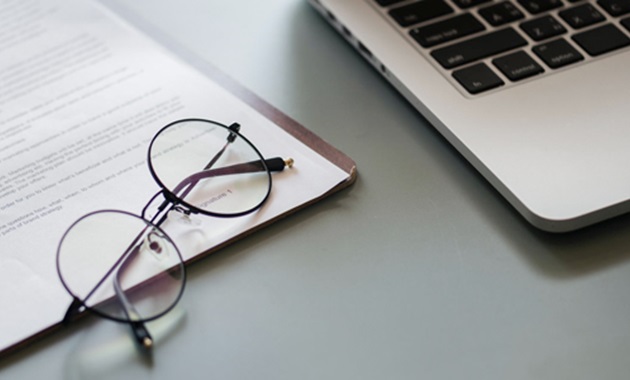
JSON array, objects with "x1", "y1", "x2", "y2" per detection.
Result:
[{"x1": 308, "y1": 0, "x2": 630, "y2": 232}]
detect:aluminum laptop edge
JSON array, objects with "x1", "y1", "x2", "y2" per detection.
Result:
[{"x1": 309, "y1": 0, "x2": 630, "y2": 232}]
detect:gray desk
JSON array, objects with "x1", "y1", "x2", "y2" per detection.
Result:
[{"x1": 4, "y1": 1, "x2": 630, "y2": 379}]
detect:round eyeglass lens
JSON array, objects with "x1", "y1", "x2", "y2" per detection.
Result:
[
  {"x1": 148, "y1": 119, "x2": 272, "y2": 216},
  {"x1": 56, "y1": 210, "x2": 185, "y2": 323}
]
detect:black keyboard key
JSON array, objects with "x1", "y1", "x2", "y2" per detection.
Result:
[
  {"x1": 517, "y1": 0, "x2": 563, "y2": 14},
  {"x1": 492, "y1": 51, "x2": 545, "y2": 81},
  {"x1": 376, "y1": 0, "x2": 407, "y2": 6},
  {"x1": 572, "y1": 24, "x2": 630, "y2": 55},
  {"x1": 533, "y1": 38, "x2": 584, "y2": 68},
  {"x1": 622, "y1": 17, "x2": 630, "y2": 31},
  {"x1": 453, "y1": 63, "x2": 504, "y2": 94},
  {"x1": 410, "y1": 13, "x2": 485, "y2": 47},
  {"x1": 452, "y1": 0, "x2": 492, "y2": 9},
  {"x1": 520, "y1": 15, "x2": 567, "y2": 41},
  {"x1": 559, "y1": 4, "x2": 606, "y2": 29},
  {"x1": 431, "y1": 28, "x2": 527, "y2": 69},
  {"x1": 597, "y1": 0, "x2": 630, "y2": 16},
  {"x1": 389, "y1": 0, "x2": 454, "y2": 27},
  {"x1": 479, "y1": 2, "x2": 525, "y2": 26}
]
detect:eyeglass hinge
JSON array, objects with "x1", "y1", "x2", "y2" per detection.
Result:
[{"x1": 227, "y1": 122, "x2": 240, "y2": 142}]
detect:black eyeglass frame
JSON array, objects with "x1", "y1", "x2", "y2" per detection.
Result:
[
  {"x1": 147, "y1": 118, "x2": 276, "y2": 219},
  {"x1": 56, "y1": 118, "x2": 292, "y2": 353}
]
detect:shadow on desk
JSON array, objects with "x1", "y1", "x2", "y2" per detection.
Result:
[{"x1": 510, "y1": 213, "x2": 630, "y2": 279}]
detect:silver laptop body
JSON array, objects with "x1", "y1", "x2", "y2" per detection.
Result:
[{"x1": 309, "y1": 0, "x2": 630, "y2": 232}]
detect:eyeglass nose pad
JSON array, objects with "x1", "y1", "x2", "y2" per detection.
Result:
[
  {"x1": 142, "y1": 230, "x2": 171, "y2": 261},
  {"x1": 167, "y1": 207, "x2": 201, "y2": 226}
]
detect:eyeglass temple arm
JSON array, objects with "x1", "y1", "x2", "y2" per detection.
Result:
[
  {"x1": 148, "y1": 156, "x2": 292, "y2": 226},
  {"x1": 113, "y1": 251, "x2": 154, "y2": 354},
  {"x1": 60, "y1": 233, "x2": 153, "y2": 353},
  {"x1": 170, "y1": 157, "x2": 293, "y2": 198}
]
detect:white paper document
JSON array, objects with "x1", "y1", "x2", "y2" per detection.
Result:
[{"x1": 0, "y1": 0, "x2": 350, "y2": 353}]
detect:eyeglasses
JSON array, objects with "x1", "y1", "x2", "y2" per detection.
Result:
[{"x1": 55, "y1": 118, "x2": 293, "y2": 354}]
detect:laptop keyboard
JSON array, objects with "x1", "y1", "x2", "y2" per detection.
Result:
[{"x1": 373, "y1": 0, "x2": 630, "y2": 95}]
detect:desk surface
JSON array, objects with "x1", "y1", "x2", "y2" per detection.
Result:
[{"x1": 4, "y1": 0, "x2": 630, "y2": 379}]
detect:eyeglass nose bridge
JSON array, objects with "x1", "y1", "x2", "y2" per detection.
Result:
[{"x1": 141, "y1": 188, "x2": 194, "y2": 221}]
